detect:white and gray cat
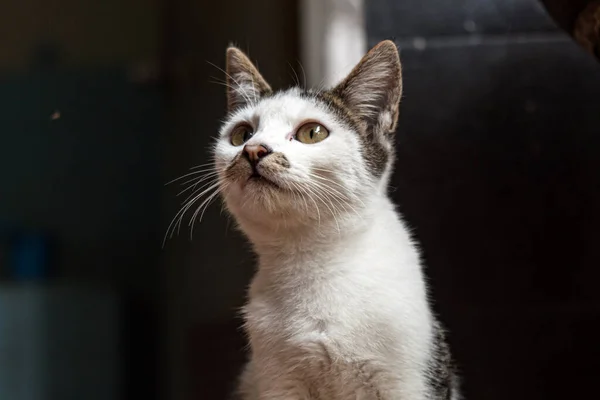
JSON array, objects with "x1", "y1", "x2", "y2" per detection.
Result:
[{"x1": 212, "y1": 40, "x2": 461, "y2": 400}]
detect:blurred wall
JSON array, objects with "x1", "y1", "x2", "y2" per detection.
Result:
[
  {"x1": 1, "y1": 1, "x2": 163, "y2": 399},
  {"x1": 0, "y1": 0, "x2": 162, "y2": 291},
  {"x1": 1, "y1": 0, "x2": 160, "y2": 69}
]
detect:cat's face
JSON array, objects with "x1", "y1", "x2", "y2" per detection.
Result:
[{"x1": 214, "y1": 41, "x2": 403, "y2": 231}]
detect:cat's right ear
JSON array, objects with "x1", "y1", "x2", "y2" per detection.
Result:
[
  {"x1": 225, "y1": 46, "x2": 272, "y2": 113},
  {"x1": 330, "y1": 40, "x2": 402, "y2": 136}
]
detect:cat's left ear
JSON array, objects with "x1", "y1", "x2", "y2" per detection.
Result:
[
  {"x1": 331, "y1": 40, "x2": 402, "y2": 135},
  {"x1": 225, "y1": 46, "x2": 272, "y2": 113}
]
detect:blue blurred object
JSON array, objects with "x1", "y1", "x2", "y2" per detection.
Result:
[
  {"x1": 0, "y1": 223, "x2": 8, "y2": 279},
  {"x1": 9, "y1": 231, "x2": 51, "y2": 281}
]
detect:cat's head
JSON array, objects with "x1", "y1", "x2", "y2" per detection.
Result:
[{"x1": 214, "y1": 40, "x2": 402, "y2": 233}]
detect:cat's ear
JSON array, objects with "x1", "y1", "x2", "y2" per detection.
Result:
[
  {"x1": 225, "y1": 46, "x2": 272, "y2": 113},
  {"x1": 331, "y1": 40, "x2": 402, "y2": 135}
]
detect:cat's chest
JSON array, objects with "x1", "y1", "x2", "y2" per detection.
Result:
[
  {"x1": 243, "y1": 294, "x2": 382, "y2": 375},
  {"x1": 242, "y1": 288, "x2": 410, "y2": 397},
  {"x1": 244, "y1": 284, "x2": 356, "y2": 337},
  {"x1": 242, "y1": 270, "x2": 397, "y2": 354}
]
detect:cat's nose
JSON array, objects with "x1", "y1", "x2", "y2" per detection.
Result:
[{"x1": 243, "y1": 144, "x2": 272, "y2": 164}]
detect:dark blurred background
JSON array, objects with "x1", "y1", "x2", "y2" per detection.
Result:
[{"x1": 1, "y1": 0, "x2": 599, "y2": 399}]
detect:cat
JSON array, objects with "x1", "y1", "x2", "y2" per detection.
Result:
[{"x1": 212, "y1": 40, "x2": 461, "y2": 400}]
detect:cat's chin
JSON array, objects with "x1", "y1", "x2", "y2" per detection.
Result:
[
  {"x1": 224, "y1": 182, "x2": 308, "y2": 222},
  {"x1": 226, "y1": 178, "x2": 287, "y2": 207},
  {"x1": 243, "y1": 174, "x2": 281, "y2": 190}
]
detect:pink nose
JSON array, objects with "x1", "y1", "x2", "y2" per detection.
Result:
[{"x1": 243, "y1": 144, "x2": 272, "y2": 164}]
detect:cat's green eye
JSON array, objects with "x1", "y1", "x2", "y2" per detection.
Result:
[
  {"x1": 230, "y1": 124, "x2": 253, "y2": 146},
  {"x1": 295, "y1": 123, "x2": 329, "y2": 144}
]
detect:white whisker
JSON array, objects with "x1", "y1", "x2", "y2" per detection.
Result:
[
  {"x1": 163, "y1": 179, "x2": 224, "y2": 246},
  {"x1": 294, "y1": 181, "x2": 320, "y2": 227},
  {"x1": 311, "y1": 180, "x2": 362, "y2": 221},
  {"x1": 175, "y1": 181, "x2": 221, "y2": 235},
  {"x1": 207, "y1": 61, "x2": 255, "y2": 106},
  {"x1": 188, "y1": 183, "x2": 226, "y2": 239},
  {"x1": 166, "y1": 168, "x2": 216, "y2": 186},
  {"x1": 177, "y1": 172, "x2": 220, "y2": 195},
  {"x1": 177, "y1": 174, "x2": 219, "y2": 197},
  {"x1": 304, "y1": 182, "x2": 339, "y2": 233},
  {"x1": 190, "y1": 162, "x2": 216, "y2": 170}
]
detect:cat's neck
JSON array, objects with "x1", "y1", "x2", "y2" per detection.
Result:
[{"x1": 243, "y1": 193, "x2": 395, "y2": 270}]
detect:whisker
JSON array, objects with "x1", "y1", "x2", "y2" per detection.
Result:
[
  {"x1": 310, "y1": 176, "x2": 359, "y2": 203},
  {"x1": 207, "y1": 61, "x2": 255, "y2": 106},
  {"x1": 177, "y1": 173, "x2": 219, "y2": 197},
  {"x1": 290, "y1": 182, "x2": 308, "y2": 213},
  {"x1": 292, "y1": 181, "x2": 320, "y2": 227},
  {"x1": 188, "y1": 184, "x2": 225, "y2": 239},
  {"x1": 209, "y1": 79, "x2": 246, "y2": 93},
  {"x1": 298, "y1": 60, "x2": 308, "y2": 89},
  {"x1": 304, "y1": 182, "x2": 339, "y2": 233},
  {"x1": 163, "y1": 179, "x2": 223, "y2": 246},
  {"x1": 308, "y1": 172, "x2": 367, "y2": 208},
  {"x1": 179, "y1": 171, "x2": 219, "y2": 188},
  {"x1": 287, "y1": 62, "x2": 301, "y2": 87},
  {"x1": 311, "y1": 182, "x2": 350, "y2": 213},
  {"x1": 165, "y1": 168, "x2": 216, "y2": 186},
  {"x1": 311, "y1": 180, "x2": 362, "y2": 220},
  {"x1": 163, "y1": 198, "x2": 196, "y2": 247},
  {"x1": 201, "y1": 183, "x2": 229, "y2": 221},
  {"x1": 181, "y1": 178, "x2": 219, "y2": 206},
  {"x1": 190, "y1": 162, "x2": 216, "y2": 170},
  {"x1": 249, "y1": 75, "x2": 258, "y2": 104},
  {"x1": 175, "y1": 181, "x2": 222, "y2": 235}
]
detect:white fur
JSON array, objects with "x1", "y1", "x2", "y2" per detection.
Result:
[{"x1": 214, "y1": 91, "x2": 437, "y2": 399}]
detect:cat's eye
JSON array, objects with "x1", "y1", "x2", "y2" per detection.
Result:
[
  {"x1": 230, "y1": 124, "x2": 254, "y2": 146},
  {"x1": 295, "y1": 122, "x2": 329, "y2": 144}
]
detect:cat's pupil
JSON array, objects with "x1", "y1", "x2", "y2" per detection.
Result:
[
  {"x1": 243, "y1": 130, "x2": 252, "y2": 142},
  {"x1": 310, "y1": 129, "x2": 315, "y2": 139}
]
